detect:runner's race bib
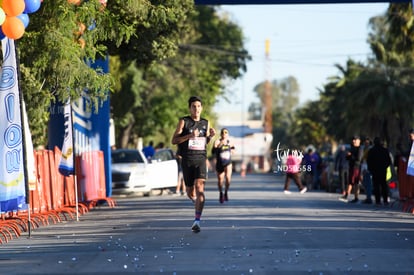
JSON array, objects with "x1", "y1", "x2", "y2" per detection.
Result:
[
  {"x1": 220, "y1": 151, "x2": 231, "y2": 160},
  {"x1": 188, "y1": 137, "x2": 206, "y2": 150}
]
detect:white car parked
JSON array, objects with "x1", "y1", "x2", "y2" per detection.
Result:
[{"x1": 111, "y1": 148, "x2": 178, "y2": 195}]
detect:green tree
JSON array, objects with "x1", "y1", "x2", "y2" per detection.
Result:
[
  {"x1": 366, "y1": 2, "x2": 414, "y2": 149},
  {"x1": 104, "y1": 0, "x2": 195, "y2": 66},
  {"x1": 18, "y1": 0, "x2": 194, "y2": 147},
  {"x1": 320, "y1": 60, "x2": 366, "y2": 142},
  {"x1": 111, "y1": 5, "x2": 250, "y2": 148},
  {"x1": 318, "y1": 3, "x2": 414, "y2": 153},
  {"x1": 289, "y1": 100, "x2": 327, "y2": 152},
  {"x1": 251, "y1": 76, "x2": 300, "y2": 148}
]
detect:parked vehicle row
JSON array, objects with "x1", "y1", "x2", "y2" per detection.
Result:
[{"x1": 111, "y1": 148, "x2": 178, "y2": 196}]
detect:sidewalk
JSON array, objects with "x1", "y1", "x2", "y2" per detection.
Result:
[{"x1": 1, "y1": 173, "x2": 413, "y2": 274}]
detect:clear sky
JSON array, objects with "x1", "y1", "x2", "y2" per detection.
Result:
[{"x1": 213, "y1": 3, "x2": 389, "y2": 113}]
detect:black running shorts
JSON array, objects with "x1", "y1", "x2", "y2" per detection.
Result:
[{"x1": 181, "y1": 158, "x2": 207, "y2": 187}]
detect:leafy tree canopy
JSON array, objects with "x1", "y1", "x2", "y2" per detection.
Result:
[
  {"x1": 111, "y1": 5, "x2": 250, "y2": 148},
  {"x1": 17, "y1": 0, "x2": 195, "y2": 146},
  {"x1": 319, "y1": 3, "x2": 414, "y2": 152}
]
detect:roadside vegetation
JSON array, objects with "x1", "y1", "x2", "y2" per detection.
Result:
[{"x1": 15, "y1": 1, "x2": 414, "y2": 156}]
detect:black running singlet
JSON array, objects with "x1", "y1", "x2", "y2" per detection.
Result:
[
  {"x1": 177, "y1": 116, "x2": 209, "y2": 161},
  {"x1": 216, "y1": 141, "x2": 232, "y2": 167}
]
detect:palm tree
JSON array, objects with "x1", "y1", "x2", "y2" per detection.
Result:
[
  {"x1": 322, "y1": 3, "x2": 414, "y2": 152},
  {"x1": 364, "y1": 2, "x2": 414, "y2": 149}
]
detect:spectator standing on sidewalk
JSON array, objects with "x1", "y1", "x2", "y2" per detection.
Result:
[
  {"x1": 302, "y1": 147, "x2": 320, "y2": 190},
  {"x1": 367, "y1": 137, "x2": 392, "y2": 206},
  {"x1": 394, "y1": 129, "x2": 414, "y2": 171},
  {"x1": 334, "y1": 144, "x2": 349, "y2": 195},
  {"x1": 283, "y1": 150, "x2": 307, "y2": 194},
  {"x1": 361, "y1": 137, "x2": 373, "y2": 204},
  {"x1": 406, "y1": 128, "x2": 414, "y2": 158},
  {"x1": 339, "y1": 136, "x2": 363, "y2": 203},
  {"x1": 395, "y1": 128, "x2": 414, "y2": 175},
  {"x1": 171, "y1": 96, "x2": 216, "y2": 233},
  {"x1": 212, "y1": 128, "x2": 235, "y2": 203},
  {"x1": 174, "y1": 152, "x2": 185, "y2": 196}
]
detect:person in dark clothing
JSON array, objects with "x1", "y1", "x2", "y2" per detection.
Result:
[
  {"x1": 339, "y1": 136, "x2": 363, "y2": 203},
  {"x1": 302, "y1": 147, "x2": 320, "y2": 190},
  {"x1": 367, "y1": 137, "x2": 392, "y2": 206},
  {"x1": 334, "y1": 144, "x2": 349, "y2": 195},
  {"x1": 361, "y1": 137, "x2": 373, "y2": 204}
]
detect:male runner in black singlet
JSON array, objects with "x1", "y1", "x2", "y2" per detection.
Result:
[{"x1": 172, "y1": 96, "x2": 216, "y2": 233}]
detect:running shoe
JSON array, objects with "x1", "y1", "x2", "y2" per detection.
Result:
[
  {"x1": 300, "y1": 187, "x2": 307, "y2": 194},
  {"x1": 191, "y1": 220, "x2": 201, "y2": 233},
  {"x1": 224, "y1": 192, "x2": 228, "y2": 201},
  {"x1": 284, "y1": 190, "x2": 292, "y2": 194},
  {"x1": 219, "y1": 192, "x2": 224, "y2": 203},
  {"x1": 338, "y1": 195, "x2": 348, "y2": 203}
]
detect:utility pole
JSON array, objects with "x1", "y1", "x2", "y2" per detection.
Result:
[{"x1": 264, "y1": 39, "x2": 272, "y2": 134}]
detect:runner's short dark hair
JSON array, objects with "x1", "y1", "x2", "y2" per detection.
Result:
[{"x1": 188, "y1": 96, "x2": 202, "y2": 107}]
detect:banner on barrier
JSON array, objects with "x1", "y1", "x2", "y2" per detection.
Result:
[
  {"x1": 48, "y1": 57, "x2": 112, "y2": 197},
  {"x1": 0, "y1": 39, "x2": 26, "y2": 212}
]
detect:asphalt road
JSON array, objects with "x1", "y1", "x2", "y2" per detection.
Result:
[{"x1": 0, "y1": 173, "x2": 413, "y2": 274}]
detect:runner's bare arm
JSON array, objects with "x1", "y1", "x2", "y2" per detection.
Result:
[{"x1": 172, "y1": 119, "x2": 193, "y2": 145}]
